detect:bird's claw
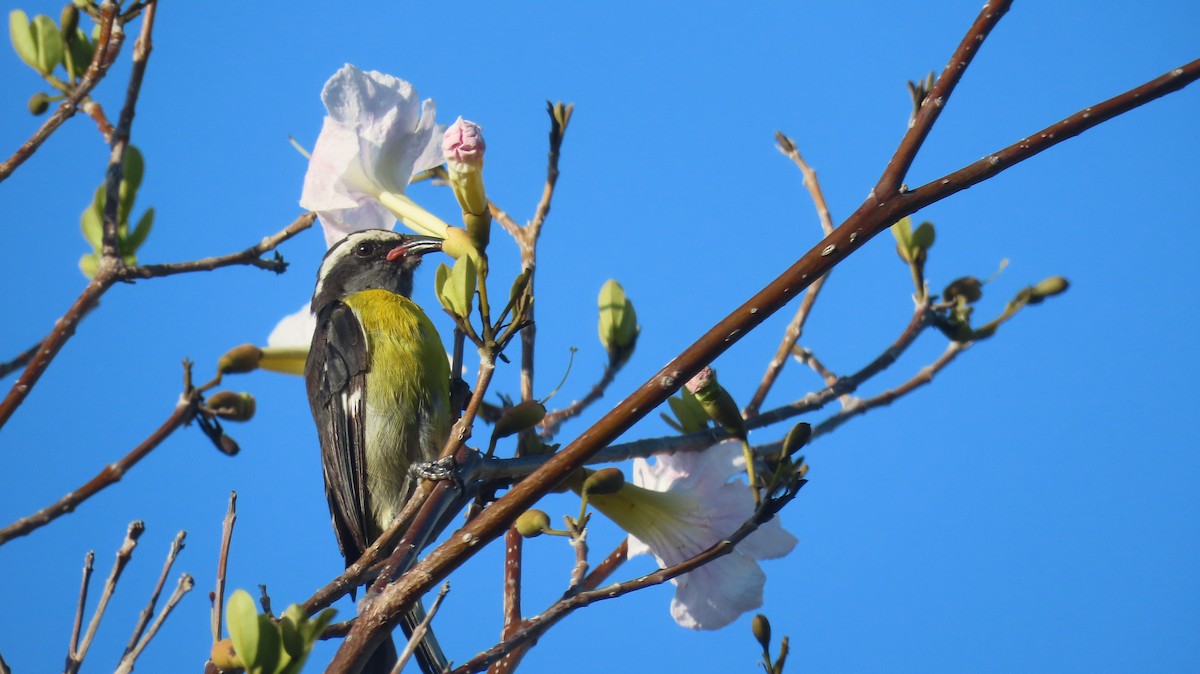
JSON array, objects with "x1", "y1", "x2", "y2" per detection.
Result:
[{"x1": 410, "y1": 455, "x2": 462, "y2": 492}]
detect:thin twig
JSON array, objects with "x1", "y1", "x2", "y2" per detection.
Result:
[
  {"x1": 116, "y1": 573, "x2": 195, "y2": 674},
  {"x1": 745, "y1": 135, "x2": 838, "y2": 416},
  {"x1": 0, "y1": 393, "x2": 201, "y2": 545},
  {"x1": 330, "y1": 35, "x2": 1200, "y2": 673},
  {"x1": 69, "y1": 551, "x2": 95, "y2": 656},
  {"x1": 0, "y1": 213, "x2": 313, "y2": 432},
  {"x1": 122, "y1": 212, "x2": 315, "y2": 279},
  {"x1": 582, "y1": 539, "x2": 628, "y2": 592},
  {"x1": 539, "y1": 360, "x2": 620, "y2": 439},
  {"x1": 792, "y1": 347, "x2": 839, "y2": 388},
  {"x1": 123, "y1": 531, "x2": 186, "y2": 657},
  {"x1": 212, "y1": 492, "x2": 237, "y2": 642},
  {"x1": 0, "y1": 340, "x2": 41, "y2": 380},
  {"x1": 100, "y1": 0, "x2": 157, "y2": 259},
  {"x1": 875, "y1": 0, "x2": 1013, "y2": 197},
  {"x1": 393, "y1": 584, "x2": 451, "y2": 674},
  {"x1": 813, "y1": 340, "x2": 970, "y2": 440},
  {"x1": 0, "y1": 3, "x2": 120, "y2": 184},
  {"x1": 257, "y1": 584, "x2": 274, "y2": 619},
  {"x1": 66, "y1": 521, "x2": 145, "y2": 674}
]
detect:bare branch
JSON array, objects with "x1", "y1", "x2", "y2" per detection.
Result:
[
  {"x1": 69, "y1": 551, "x2": 95, "y2": 657},
  {"x1": 212, "y1": 492, "x2": 237, "y2": 642},
  {"x1": 539, "y1": 359, "x2": 621, "y2": 438},
  {"x1": 0, "y1": 340, "x2": 41, "y2": 381},
  {"x1": 875, "y1": 0, "x2": 1012, "y2": 196},
  {"x1": 0, "y1": 3, "x2": 121, "y2": 183},
  {"x1": 124, "y1": 531, "x2": 186, "y2": 657},
  {"x1": 121, "y1": 212, "x2": 315, "y2": 280},
  {"x1": 116, "y1": 573, "x2": 194, "y2": 674},
  {"x1": 0, "y1": 393, "x2": 201, "y2": 545},
  {"x1": 66, "y1": 521, "x2": 145, "y2": 674},
  {"x1": 393, "y1": 584, "x2": 451, "y2": 674}
]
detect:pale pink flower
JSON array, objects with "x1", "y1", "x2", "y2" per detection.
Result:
[{"x1": 591, "y1": 441, "x2": 797, "y2": 630}]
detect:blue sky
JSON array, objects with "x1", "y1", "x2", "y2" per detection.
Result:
[{"x1": 1, "y1": 1, "x2": 1198, "y2": 672}]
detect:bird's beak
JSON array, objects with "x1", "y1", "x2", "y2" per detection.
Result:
[{"x1": 386, "y1": 235, "x2": 444, "y2": 262}]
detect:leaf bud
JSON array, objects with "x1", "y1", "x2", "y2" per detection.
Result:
[
  {"x1": 598, "y1": 280, "x2": 639, "y2": 365},
  {"x1": 217, "y1": 344, "x2": 263, "y2": 375},
  {"x1": 27, "y1": 91, "x2": 50, "y2": 115},
  {"x1": 943, "y1": 276, "x2": 983, "y2": 304},
  {"x1": 434, "y1": 255, "x2": 477, "y2": 320},
  {"x1": 515, "y1": 509, "x2": 551, "y2": 538},
  {"x1": 752, "y1": 613, "x2": 772, "y2": 651},
  {"x1": 582, "y1": 467, "x2": 625, "y2": 496},
  {"x1": 491, "y1": 400, "x2": 547, "y2": 441},
  {"x1": 685, "y1": 366, "x2": 746, "y2": 438},
  {"x1": 780, "y1": 422, "x2": 812, "y2": 458},
  {"x1": 207, "y1": 391, "x2": 256, "y2": 422},
  {"x1": 1028, "y1": 275, "x2": 1069, "y2": 303}
]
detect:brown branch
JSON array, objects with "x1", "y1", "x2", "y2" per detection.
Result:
[
  {"x1": 100, "y1": 0, "x2": 157, "y2": 259},
  {"x1": 116, "y1": 573, "x2": 194, "y2": 674},
  {"x1": 123, "y1": 531, "x2": 186, "y2": 657},
  {"x1": 0, "y1": 3, "x2": 121, "y2": 184},
  {"x1": 581, "y1": 539, "x2": 628, "y2": 592},
  {"x1": 539, "y1": 360, "x2": 620, "y2": 439},
  {"x1": 745, "y1": 135, "x2": 838, "y2": 416},
  {"x1": 875, "y1": 0, "x2": 1012, "y2": 197},
  {"x1": 394, "y1": 584, "x2": 451, "y2": 674},
  {"x1": 69, "y1": 552, "x2": 95, "y2": 658},
  {"x1": 792, "y1": 347, "x2": 839, "y2": 388},
  {"x1": 0, "y1": 393, "x2": 201, "y2": 545},
  {"x1": 66, "y1": 521, "x2": 145, "y2": 674},
  {"x1": 331, "y1": 38, "x2": 1200, "y2": 674},
  {"x1": 0, "y1": 214, "x2": 313, "y2": 432},
  {"x1": 0, "y1": 340, "x2": 41, "y2": 380},
  {"x1": 812, "y1": 341, "x2": 970, "y2": 440},
  {"x1": 212, "y1": 492, "x2": 237, "y2": 642},
  {"x1": 121, "y1": 212, "x2": 315, "y2": 280}
]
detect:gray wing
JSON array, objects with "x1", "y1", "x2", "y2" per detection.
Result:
[{"x1": 306, "y1": 301, "x2": 372, "y2": 566}]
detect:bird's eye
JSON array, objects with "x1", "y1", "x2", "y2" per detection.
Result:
[{"x1": 353, "y1": 241, "x2": 375, "y2": 258}]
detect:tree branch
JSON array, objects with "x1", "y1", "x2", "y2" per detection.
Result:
[{"x1": 0, "y1": 3, "x2": 121, "y2": 184}]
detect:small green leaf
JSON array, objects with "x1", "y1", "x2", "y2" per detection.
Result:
[
  {"x1": 9, "y1": 10, "x2": 37, "y2": 71},
  {"x1": 300, "y1": 608, "x2": 336, "y2": 644},
  {"x1": 65, "y1": 27, "x2": 92, "y2": 78},
  {"x1": 253, "y1": 614, "x2": 281, "y2": 674},
  {"x1": 437, "y1": 255, "x2": 476, "y2": 318},
  {"x1": 124, "y1": 207, "x2": 154, "y2": 254},
  {"x1": 666, "y1": 391, "x2": 709, "y2": 434},
  {"x1": 80, "y1": 203, "x2": 102, "y2": 250},
  {"x1": 911, "y1": 221, "x2": 935, "y2": 252},
  {"x1": 30, "y1": 14, "x2": 63, "y2": 76},
  {"x1": 123, "y1": 145, "x2": 145, "y2": 193},
  {"x1": 890, "y1": 216, "x2": 913, "y2": 256},
  {"x1": 226, "y1": 590, "x2": 261, "y2": 672},
  {"x1": 78, "y1": 252, "x2": 98, "y2": 279}
]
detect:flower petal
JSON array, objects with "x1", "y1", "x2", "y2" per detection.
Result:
[
  {"x1": 670, "y1": 550, "x2": 766, "y2": 630},
  {"x1": 268, "y1": 304, "x2": 316, "y2": 348}
]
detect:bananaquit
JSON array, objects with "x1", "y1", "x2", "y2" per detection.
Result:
[{"x1": 305, "y1": 229, "x2": 449, "y2": 674}]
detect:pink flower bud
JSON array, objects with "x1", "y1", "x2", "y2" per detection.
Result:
[{"x1": 442, "y1": 116, "x2": 486, "y2": 167}]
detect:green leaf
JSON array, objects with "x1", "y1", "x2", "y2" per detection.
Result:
[
  {"x1": 253, "y1": 614, "x2": 281, "y2": 674},
  {"x1": 226, "y1": 590, "x2": 262, "y2": 672},
  {"x1": 890, "y1": 216, "x2": 913, "y2": 250},
  {"x1": 666, "y1": 391, "x2": 709, "y2": 434},
  {"x1": 911, "y1": 221, "x2": 935, "y2": 252},
  {"x1": 30, "y1": 14, "x2": 63, "y2": 76},
  {"x1": 125, "y1": 207, "x2": 154, "y2": 254},
  {"x1": 78, "y1": 252, "x2": 98, "y2": 279},
  {"x1": 301, "y1": 607, "x2": 336, "y2": 644},
  {"x1": 437, "y1": 255, "x2": 476, "y2": 318},
  {"x1": 80, "y1": 196, "x2": 103, "y2": 250},
  {"x1": 65, "y1": 27, "x2": 91, "y2": 78},
  {"x1": 123, "y1": 145, "x2": 145, "y2": 193},
  {"x1": 9, "y1": 10, "x2": 37, "y2": 71}
]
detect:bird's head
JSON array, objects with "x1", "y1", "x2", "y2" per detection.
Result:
[{"x1": 310, "y1": 229, "x2": 443, "y2": 312}]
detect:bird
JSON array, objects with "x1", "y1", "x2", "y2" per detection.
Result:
[{"x1": 305, "y1": 229, "x2": 451, "y2": 674}]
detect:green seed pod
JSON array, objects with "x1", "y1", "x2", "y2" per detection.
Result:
[
  {"x1": 1030, "y1": 275, "x2": 1069, "y2": 302},
  {"x1": 752, "y1": 613, "x2": 772, "y2": 651},
  {"x1": 27, "y1": 92, "x2": 50, "y2": 115},
  {"x1": 218, "y1": 344, "x2": 263, "y2": 375},
  {"x1": 780, "y1": 422, "x2": 812, "y2": 458},
  {"x1": 598, "y1": 279, "x2": 638, "y2": 365},
  {"x1": 515, "y1": 509, "x2": 551, "y2": 538},
  {"x1": 582, "y1": 467, "x2": 625, "y2": 496},
  {"x1": 491, "y1": 400, "x2": 547, "y2": 441},
  {"x1": 208, "y1": 391, "x2": 256, "y2": 422}
]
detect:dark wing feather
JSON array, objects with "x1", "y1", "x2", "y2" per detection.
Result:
[{"x1": 306, "y1": 301, "x2": 372, "y2": 566}]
